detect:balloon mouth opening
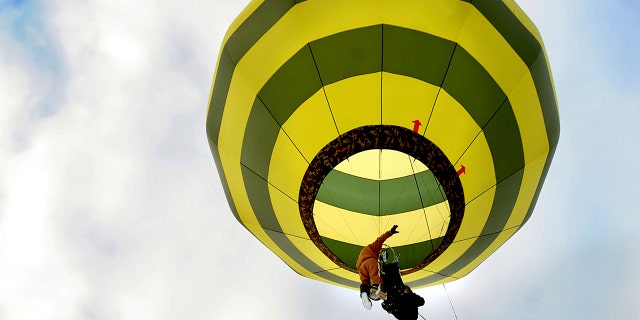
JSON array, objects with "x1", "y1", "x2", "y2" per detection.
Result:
[{"x1": 299, "y1": 125, "x2": 464, "y2": 275}]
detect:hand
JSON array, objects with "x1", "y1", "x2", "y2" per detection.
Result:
[{"x1": 390, "y1": 225, "x2": 399, "y2": 234}]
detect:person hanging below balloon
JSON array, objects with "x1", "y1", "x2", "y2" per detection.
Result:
[
  {"x1": 357, "y1": 225, "x2": 399, "y2": 309},
  {"x1": 357, "y1": 225, "x2": 425, "y2": 319}
]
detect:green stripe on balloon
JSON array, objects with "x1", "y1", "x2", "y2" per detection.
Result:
[{"x1": 316, "y1": 169, "x2": 447, "y2": 215}]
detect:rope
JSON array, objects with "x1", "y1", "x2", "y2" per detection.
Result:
[
  {"x1": 443, "y1": 284, "x2": 459, "y2": 320},
  {"x1": 409, "y1": 155, "x2": 436, "y2": 253}
]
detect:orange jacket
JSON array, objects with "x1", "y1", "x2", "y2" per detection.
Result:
[{"x1": 356, "y1": 231, "x2": 393, "y2": 286}]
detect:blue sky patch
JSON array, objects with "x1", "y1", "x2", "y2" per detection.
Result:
[
  {"x1": 0, "y1": 0, "x2": 26, "y2": 10},
  {"x1": 2, "y1": 0, "x2": 65, "y2": 118}
]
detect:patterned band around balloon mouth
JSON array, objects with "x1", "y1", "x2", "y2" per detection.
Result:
[{"x1": 299, "y1": 125, "x2": 465, "y2": 275}]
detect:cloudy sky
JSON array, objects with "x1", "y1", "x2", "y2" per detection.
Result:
[{"x1": 1, "y1": 0, "x2": 639, "y2": 319}]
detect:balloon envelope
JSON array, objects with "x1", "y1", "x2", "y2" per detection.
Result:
[{"x1": 207, "y1": 0, "x2": 559, "y2": 289}]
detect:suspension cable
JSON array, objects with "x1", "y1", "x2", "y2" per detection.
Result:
[{"x1": 443, "y1": 284, "x2": 459, "y2": 320}]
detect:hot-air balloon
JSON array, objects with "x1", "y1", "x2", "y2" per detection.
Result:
[{"x1": 206, "y1": 0, "x2": 559, "y2": 306}]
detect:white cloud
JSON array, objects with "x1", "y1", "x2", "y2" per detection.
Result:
[
  {"x1": 1, "y1": 0, "x2": 639, "y2": 319},
  {"x1": 0, "y1": 134, "x2": 87, "y2": 320},
  {"x1": 1, "y1": 0, "x2": 247, "y2": 319},
  {"x1": 1, "y1": 6, "x2": 86, "y2": 318}
]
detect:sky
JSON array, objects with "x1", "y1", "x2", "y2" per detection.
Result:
[{"x1": 0, "y1": 0, "x2": 639, "y2": 319}]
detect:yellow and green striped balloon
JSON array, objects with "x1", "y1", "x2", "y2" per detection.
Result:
[{"x1": 206, "y1": 0, "x2": 559, "y2": 289}]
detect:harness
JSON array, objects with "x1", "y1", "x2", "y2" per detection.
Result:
[
  {"x1": 379, "y1": 245, "x2": 426, "y2": 319},
  {"x1": 378, "y1": 245, "x2": 403, "y2": 291}
]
